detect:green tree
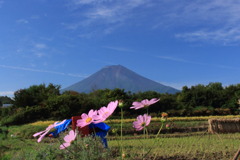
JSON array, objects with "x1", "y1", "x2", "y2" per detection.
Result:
[
  {"x1": 0, "y1": 96, "x2": 13, "y2": 104},
  {"x1": 14, "y1": 83, "x2": 61, "y2": 107},
  {"x1": 46, "y1": 94, "x2": 83, "y2": 119}
]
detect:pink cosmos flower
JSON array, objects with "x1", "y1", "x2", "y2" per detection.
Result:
[
  {"x1": 93, "y1": 100, "x2": 118, "y2": 123},
  {"x1": 76, "y1": 109, "x2": 97, "y2": 128},
  {"x1": 133, "y1": 114, "x2": 151, "y2": 131},
  {"x1": 33, "y1": 120, "x2": 66, "y2": 143},
  {"x1": 60, "y1": 130, "x2": 77, "y2": 150},
  {"x1": 130, "y1": 98, "x2": 160, "y2": 110}
]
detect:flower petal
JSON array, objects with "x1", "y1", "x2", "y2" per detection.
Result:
[{"x1": 60, "y1": 142, "x2": 70, "y2": 149}]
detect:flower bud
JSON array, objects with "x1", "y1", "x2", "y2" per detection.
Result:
[
  {"x1": 166, "y1": 124, "x2": 170, "y2": 129},
  {"x1": 161, "y1": 112, "x2": 168, "y2": 122},
  {"x1": 118, "y1": 100, "x2": 124, "y2": 108},
  {"x1": 111, "y1": 128, "x2": 118, "y2": 134},
  {"x1": 161, "y1": 112, "x2": 168, "y2": 118}
]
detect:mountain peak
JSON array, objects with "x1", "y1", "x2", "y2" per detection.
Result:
[
  {"x1": 104, "y1": 64, "x2": 124, "y2": 68},
  {"x1": 102, "y1": 65, "x2": 128, "y2": 72},
  {"x1": 62, "y1": 65, "x2": 179, "y2": 94}
]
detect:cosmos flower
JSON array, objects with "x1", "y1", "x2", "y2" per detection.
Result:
[
  {"x1": 76, "y1": 109, "x2": 97, "y2": 128},
  {"x1": 60, "y1": 130, "x2": 77, "y2": 149},
  {"x1": 93, "y1": 100, "x2": 118, "y2": 123},
  {"x1": 33, "y1": 120, "x2": 66, "y2": 143},
  {"x1": 130, "y1": 98, "x2": 160, "y2": 110},
  {"x1": 133, "y1": 114, "x2": 151, "y2": 131}
]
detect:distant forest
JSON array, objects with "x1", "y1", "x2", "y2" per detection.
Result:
[{"x1": 0, "y1": 82, "x2": 240, "y2": 126}]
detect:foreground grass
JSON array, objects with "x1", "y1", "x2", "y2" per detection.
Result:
[
  {"x1": 1, "y1": 133, "x2": 240, "y2": 160},
  {"x1": 109, "y1": 133, "x2": 240, "y2": 159},
  {"x1": 1, "y1": 116, "x2": 239, "y2": 159}
]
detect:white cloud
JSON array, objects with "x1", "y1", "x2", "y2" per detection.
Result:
[
  {"x1": 0, "y1": 0, "x2": 4, "y2": 8},
  {"x1": 16, "y1": 19, "x2": 29, "y2": 24},
  {"x1": 0, "y1": 91, "x2": 14, "y2": 97},
  {"x1": 34, "y1": 43, "x2": 47, "y2": 49},
  {"x1": 34, "y1": 52, "x2": 46, "y2": 58},
  {"x1": 30, "y1": 43, "x2": 48, "y2": 58}
]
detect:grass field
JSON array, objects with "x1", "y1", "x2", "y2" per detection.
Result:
[
  {"x1": 109, "y1": 133, "x2": 240, "y2": 159},
  {"x1": 1, "y1": 115, "x2": 240, "y2": 160}
]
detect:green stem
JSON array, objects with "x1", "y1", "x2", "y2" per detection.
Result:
[
  {"x1": 142, "y1": 121, "x2": 165, "y2": 159},
  {"x1": 146, "y1": 128, "x2": 149, "y2": 139},
  {"x1": 143, "y1": 127, "x2": 145, "y2": 138},
  {"x1": 155, "y1": 121, "x2": 164, "y2": 138},
  {"x1": 120, "y1": 107, "x2": 124, "y2": 159}
]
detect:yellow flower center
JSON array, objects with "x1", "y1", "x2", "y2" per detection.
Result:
[
  {"x1": 141, "y1": 122, "x2": 146, "y2": 127},
  {"x1": 86, "y1": 117, "x2": 92, "y2": 123},
  {"x1": 104, "y1": 112, "x2": 109, "y2": 116}
]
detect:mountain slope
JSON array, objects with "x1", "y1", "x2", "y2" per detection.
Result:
[{"x1": 62, "y1": 65, "x2": 179, "y2": 94}]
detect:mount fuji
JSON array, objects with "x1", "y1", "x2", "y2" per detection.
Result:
[{"x1": 62, "y1": 65, "x2": 179, "y2": 94}]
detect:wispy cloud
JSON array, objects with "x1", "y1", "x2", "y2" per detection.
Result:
[
  {"x1": 30, "y1": 15, "x2": 40, "y2": 19},
  {"x1": 157, "y1": 55, "x2": 240, "y2": 70},
  {"x1": 31, "y1": 43, "x2": 48, "y2": 58},
  {"x1": 34, "y1": 43, "x2": 47, "y2": 49},
  {"x1": 34, "y1": 52, "x2": 46, "y2": 58},
  {"x1": 157, "y1": 56, "x2": 206, "y2": 66},
  {"x1": 0, "y1": 64, "x2": 87, "y2": 78},
  {"x1": 157, "y1": 56, "x2": 190, "y2": 63},
  {"x1": 175, "y1": 28, "x2": 240, "y2": 45},
  {"x1": 72, "y1": 0, "x2": 107, "y2": 5},
  {"x1": 0, "y1": 0, "x2": 4, "y2": 8},
  {"x1": 66, "y1": 0, "x2": 151, "y2": 34},
  {"x1": 16, "y1": 41, "x2": 49, "y2": 59},
  {"x1": 167, "y1": 0, "x2": 240, "y2": 45},
  {"x1": 68, "y1": 0, "x2": 240, "y2": 44},
  {"x1": 102, "y1": 46, "x2": 135, "y2": 53},
  {"x1": 16, "y1": 19, "x2": 29, "y2": 24}
]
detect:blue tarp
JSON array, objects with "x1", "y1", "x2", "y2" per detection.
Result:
[
  {"x1": 89, "y1": 122, "x2": 110, "y2": 148},
  {"x1": 49, "y1": 119, "x2": 72, "y2": 137}
]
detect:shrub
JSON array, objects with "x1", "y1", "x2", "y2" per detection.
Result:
[
  {"x1": 0, "y1": 106, "x2": 48, "y2": 126},
  {"x1": 0, "y1": 126, "x2": 8, "y2": 140},
  {"x1": 46, "y1": 94, "x2": 83, "y2": 119},
  {"x1": 214, "y1": 108, "x2": 232, "y2": 115},
  {"x1": 192, "y1": 106, "x2": 214, "y2": 116}
]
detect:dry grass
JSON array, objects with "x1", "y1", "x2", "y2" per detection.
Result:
[{"x1": 208, "y1": 118, "x2": 240, "y2": 133}]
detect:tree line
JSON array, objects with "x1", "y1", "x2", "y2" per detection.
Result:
[{"x1": 0, "y1": 82, "x2": 239, "y2": 125}]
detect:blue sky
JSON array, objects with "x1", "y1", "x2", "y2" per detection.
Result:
[{"x1": 1, "y1": 0, "x2": 240, "y2": 97}]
